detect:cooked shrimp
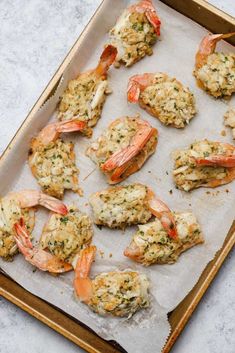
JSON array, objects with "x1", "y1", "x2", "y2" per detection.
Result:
[
  {"x1": 108, "y1": 0, "x2": 161, "y2": 67},
  {"x1": 14, "y1": 219, "x2": 72, "y2": 273},
  {"x1": 127, "y1": 72, "x2": 196, "y2": 128},
  {"x1": 40, "y1": 206, "x2": 93, "y2": 265},
  {"x1": 86, "y1": 116, "x2": 158, "y2": 184},
  {"x1": 0, "y1": 189, "x2": 67, "y2": 260},
  {"x1": 58, "y1": 45, "x2": 117, "y2": 131},
  {"x1": 173, "y1": 140, "x2": 235, "y2": 191},
  {"x1": 74, "y1": 246, "x2": 150, "y2": 317},
  {"x1": 194, "y1": 32, "x2": 235, "y2": 97},
  {"x1": 124, "y1": 212, "x2": 203, "y2": 266},
  {"x1": 29, "y1": 120, "x2": 83, "y2": 199},
  {"x1": 89, "y1": 183, "x2": 177, "y2": 238}
]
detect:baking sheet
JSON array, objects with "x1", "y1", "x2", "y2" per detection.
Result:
[{"x1": 0, "y1": 1, "x2": 234, "y2": 352}]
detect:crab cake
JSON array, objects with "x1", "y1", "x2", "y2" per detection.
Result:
[
  {"x1": 134, "y1": 73, "x2": 196, "y2": 128},
  {"x1": 89, "y1": 183, "x2": 152, "y2": 229},
  {"x1": 224, "y1": 106, "x2": 235, "y2": 139},
  {"x1": 109, "y1": 0, "x2": 160, "y2": 67},
  {"x1": 124, "y1": 212, "x2": 203, "y2": 265},
  {"x1": 40, "y1": 206, "x2": 93, "y2": 264},
  {"x1": 29, "y1": 139, "x2": 81, "y2": 199},
  {"x1": 173, "y1": 140, "x2": 235, "y2": 191},
  {"x1": 86, "y1": 116, "x2": 158, "y2": 184},
  {"x1": 89, "y1": 271, "x2": 150, "y2": 317}
]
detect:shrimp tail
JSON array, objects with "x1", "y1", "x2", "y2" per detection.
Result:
[
  {"x1": 195, "y1": 32, "x2": 235, "y2": 69},
  {"x1": 194, "y1": 155, "x2": 235, "y2": 168},
  {"x1": 127, "y1": 81, "x2": 141, "y2": 103},
  {"x1": 14, "y1": 219, "x2": 72, "y2": 273},
  {"x1": 36, "y1": 191, "x2": 68, "y2": 215},
  {"x1": 147, "y1": 189, "x2": 178, "y2": 239},
  {"x1": 74, "y1": 246, "x2": 96, "y2": 304},
  {"x1": 11, "y1": 190, "x2": 68, "y2": 215},
  {"x1": 95, "y1": 45, "x2": 117, "y2": 76},
  {"x1": 145, "y1": 8, "x2": 161, "y2": 36},
  {"x1": 124, "y1": 242, "x2": 142, "y2": 262},
  {"x1": 56, "y1": 119, "x2": 87, "y2": 133},
  {"x1": 14, "y1": 218, "x2": 33, "y2": 249}
]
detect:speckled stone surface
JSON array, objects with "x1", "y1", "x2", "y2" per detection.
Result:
[{"x1": 0, "y1": 1, "x2": 234, "y2": 353}]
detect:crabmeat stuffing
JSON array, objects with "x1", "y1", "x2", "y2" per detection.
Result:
[
  {"x1": 29, "y1": 139, "x2": 81, "y2": 199},
  {"x1": 89, "y1": 271, "x2": 150, "y2": 317},
  {"x1": 58, "y1": 74, "x2": 109, "y2": 129},
  {"x1": 40, "y1": 206, "x2": 93, "y2": 264},
  {"x1": 194, "y1": 52, "x2": 235, "y2": 98},
  {"x1": 89, "y1": 184, "x2": 152, "y2": 228},
  {"x1": 139, "y1": 73, "x2": 196, "y2": 128}
]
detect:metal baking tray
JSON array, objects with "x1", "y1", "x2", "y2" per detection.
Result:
[{"x1": 0, "y1": 1, "x2": 234, "y2": 352}]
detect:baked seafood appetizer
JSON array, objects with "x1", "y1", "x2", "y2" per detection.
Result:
[
  {"x1": 58, "y1": 45, "x2": 117, "y2": 134},
  {"x1": 124, "y1": 212, "x2": 203, "y2": 265},
  {"x1": 173, "y1": 140, "x2": 235, "y2": 191},
  {"x1": 29, "y1": 120, "x2": 83, "y2": 199},
  {"x1": 89, "y1": 183, "x2": 177, "y2": 238},
  {"x1": 194, "y1": 33, "x2": 235, "y2": 98},
  {"x1": 14, "y1": 218, "x2": 72, "y2": 273},
  {"x1": 40, "y1": 206, "x2": 93, "y2": 266},
  {"x1": 86, "y1": 116, "x2": 158, "y2": 184},
  {"x1": 127, "y1": 73, "x2": 196, "y2": 128},
  {"x1": 74, "y1": 246, "x2": 150, "y2": 317},
  {"x1": 0, "y1": 189, "x2": 67, "y2": 260},
  {"x1": 224, "y1": 106, "x2": 235, "y2": 139},
  {"x1": 108, "y1": 0, "x2": 161, "y2": 67}
]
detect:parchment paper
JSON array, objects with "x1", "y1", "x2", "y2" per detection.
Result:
[{"x1": 0, "y1": 1, "x2": 234, "y2": 352}]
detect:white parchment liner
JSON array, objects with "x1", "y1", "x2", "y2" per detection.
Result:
[{"x1": 0, "y1": 1, "x2": 234, "y2": 352}]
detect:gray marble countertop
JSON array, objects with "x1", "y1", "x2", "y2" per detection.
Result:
[{"x1": 0, "y1": 1, "x2": 234, "y2": 352}]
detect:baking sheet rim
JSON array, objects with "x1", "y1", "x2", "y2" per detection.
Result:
[{"x1": 0, "y1": 0, "x2": 234, "y2": 352}]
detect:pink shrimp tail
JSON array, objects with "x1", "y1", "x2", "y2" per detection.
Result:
[
  {"x1": 35, "y1": 192, "x2": 68, "y2": 215},
  {"x1": 147, "y1": 189, "x2": 178, "y2": 239},
  {"x1": 14, "y1": 218, "x2": 33, "y2": 249},
  {"x1": 74, "y1": 246, "x2": 96, "y2": 304},
  {"x1": 127, "y1": 81, "x2": 141, "y2": 103},
  {"x1": 194, "y1": 155, "x2": 235, "y2": 168},
  {"x1": 56, "y1": 120, "x2": 87, "y2": 133},
  {"x1": 95, "y1": 45, "x2": 117, "y2": 76},
  {"x1": 124, "y1": 242, "x2": 142, "y2": 262}
]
